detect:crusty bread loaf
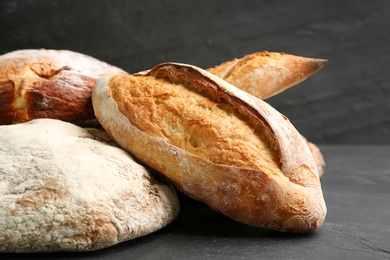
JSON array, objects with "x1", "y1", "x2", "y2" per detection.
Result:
[
  {"x1": 0, "y1": 49, "x2": 127, "y2": 125},
  {"x1": 0, "y1": 119, "x2": 179, "y2": 252},
  {"x1": 207, "y1": 51, "x2": 327, "y2": 99},
  {"x1": 92, "y1": 63, "x2": 327, "y2": 233}
]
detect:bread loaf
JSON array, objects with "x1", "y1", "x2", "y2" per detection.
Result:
[
  {"x1": 0, "y1": 49, "x2": 127, "y2": 125},
  {"x1": 207, "y1": 51, "x2": 327, "y2": 99},
  {"x1": 0, "y1": 119, "x2": 179, "y2": 252},
  {"x1": 92, "y1": 63, "x2": 327, "y2": 233}
]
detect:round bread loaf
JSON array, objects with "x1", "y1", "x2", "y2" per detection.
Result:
[
  {"x1": 0, "y1": 119, "x2": 179, "y2": 252},
  {"x1": 0, "y1": 49, "x2": 128, "y2": 125}
]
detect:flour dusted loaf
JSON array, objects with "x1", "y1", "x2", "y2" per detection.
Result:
[
  {"x1": 0, "y1": 49, "x2": 127, "y2": 125},
  {"x1": 207, "y1": 51, "x2": 327, "y2": 99},
  {"x1": 0, "y1": 119, "x2": 179, "y2": 252},
  {"x1": 92, "y1": 63, "x2": 327, "y2": 233}
]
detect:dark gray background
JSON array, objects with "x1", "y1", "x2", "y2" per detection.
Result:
[{"x1": 1, "y1": 0, "x2": 389, "y2": 144}]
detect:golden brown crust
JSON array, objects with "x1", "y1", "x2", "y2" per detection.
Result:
[
  {"x1": 0, "y1": 49, "x2": 127, "y2": 125},
  {"x1": 111, "y1": 65, "x2": 281, "y2": 175},
  {"x1": 207, "y1": 51, "x2": 327, "y2": 99},
  {"x1": 92, "y1": 63, "x2": 327, "y2": 233},
  {"x1": 208, "y1": 52, "x2": 327, "y2": 175}
]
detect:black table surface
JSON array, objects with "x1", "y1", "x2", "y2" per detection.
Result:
[{"x1": 2, "y1": 145, "x2": 390, "y2": 260}]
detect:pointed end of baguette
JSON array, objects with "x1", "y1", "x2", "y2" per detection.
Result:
[{"x1": 301, "y1": 56, "x2": 327, "y2": 77}]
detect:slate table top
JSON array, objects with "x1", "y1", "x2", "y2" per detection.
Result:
[{"x1": 2, "y1": 145, "x2": 390, "y2": 260}]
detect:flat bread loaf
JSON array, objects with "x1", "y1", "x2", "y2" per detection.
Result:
[
  {"x1": 92, "y1": 63, "x2": 327, "y2": 233},
  {"x1": 0, "y1": 119, "x2": 179, "y2": 252},
  {"x1": 0, "y1": 49, "x2": 128, "y2": 125}
]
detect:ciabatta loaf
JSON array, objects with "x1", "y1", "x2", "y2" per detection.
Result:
[
  {"x1": 92, "y1": 63, "x2": 326, "y2": 233},
  {"x1": 0, "y1": 49, "x2": 127, "y2": 125},
  {"x1": 207, "y1": 51, "x2": 327, "y2": 99},
  {"x1": 0, "y1": 119, "x2": 179, "y2": 252}
]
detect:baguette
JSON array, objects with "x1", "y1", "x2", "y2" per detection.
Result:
[
  {"x1": 0, "y1": 49, "x2": 127, "y2": 125},
  {"x1": 92, "y1": 62, "x2": 327, "y2": 233},
  {"x1": 207, "y1": 51, "x2": 327, "y2": 99}
]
